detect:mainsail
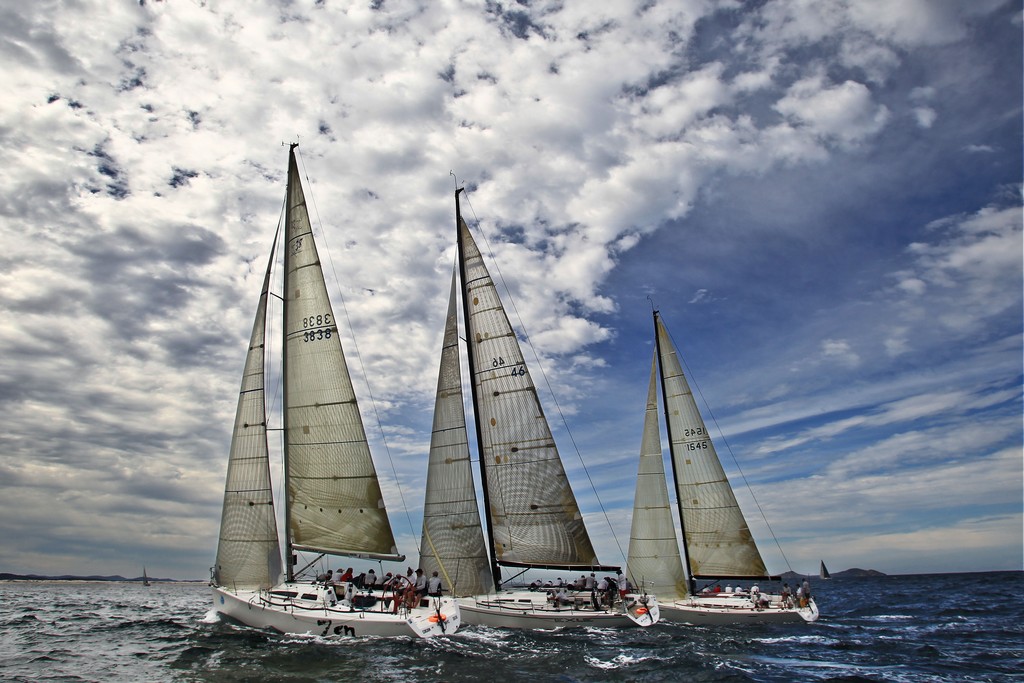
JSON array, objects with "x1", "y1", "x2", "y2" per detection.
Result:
[
  {"x1": 655, "y1": 312, "x2": 768, "y2": 582},
  {"x1": 626, "y1": 353, "x2": 689, "y2": 599},
  {"x1": 281, "y1": 148, "x2": 401, "y2": 564},
  {"x1": 455, "y1": 191, "x2": 602, "y2": 576},
  {"x1": 214, "y1": 234, "x2": 283, "y2": 590},
  {"x1": 419, "y1": 271, "x2": 494, "y2": 597}
]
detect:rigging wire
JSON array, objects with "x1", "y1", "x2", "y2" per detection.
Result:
[
  {"x1": 459, "y1": 189, "x2": 629, "y2": 567},
  {"x1": 661, "y1": 321, "x2": 795, "y2": 574},
  {"x1": 294, "y1": 148, "x2": 420, "y2": 555}
]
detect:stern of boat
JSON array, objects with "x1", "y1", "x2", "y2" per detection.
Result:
[
  {"x1": 405, "y1": 596, "x2": 461, "y2": 638},
  {"x1": 623, "y1": 593, "x2": 659, "y2": 626},
  {"x1": 798, "y1": 597, "x2": 820, "y2": 622}
]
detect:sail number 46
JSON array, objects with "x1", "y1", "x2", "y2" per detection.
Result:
[
  {"x1": 492, "y1": 357, "x2": 526, "y2": 377},
  {"x1": 302, "y1": 314, "x2": 333, "y2": 343}
]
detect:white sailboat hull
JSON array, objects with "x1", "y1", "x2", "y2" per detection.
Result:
[
  {"x1": 658, "y1": 594, "x2": 819, "y2": 625},
  {"x1": 212, "y1": 584, "x2": 461, "y2": 639},
  {"x1": 458, "y1": 590, "x2": 659, "y2": 629}
]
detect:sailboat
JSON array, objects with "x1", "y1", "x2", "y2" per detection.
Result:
[
  {"x1": 142, "y1": 567, "x2": 150, "y2": 587},
  {"x1": 820, "y1": 561, "x2": 831, "y2": 580},
  {"x1": 210, "y1": 145, "x2": 460, "y2": 639},
  {"x1": 625, "y1": 310, "x2": 818, "y2": 624},
  {"x1": 416, "y1": 188, "x2": 658, "y2": 629}
]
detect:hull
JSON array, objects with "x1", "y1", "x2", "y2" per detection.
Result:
[
  {"x1": 659, "y1": 594, "x2": 819, "y2": 625},
  {"x1": 458, "y1": 590, "x2": 658, "y2": 629},
  {"x1": 212, "y1": 583, "x2": 461, "y2": 639}
]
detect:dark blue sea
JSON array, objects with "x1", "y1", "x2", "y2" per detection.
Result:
[{"x1": 1, "y1": 572, "x2": 1021, "y2": 682}]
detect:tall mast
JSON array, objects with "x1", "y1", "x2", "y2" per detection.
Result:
[
  {"x1": 282, "y1": 143, "x2": 298, "y2": 582},
  {"x1": 654, "y1": 309, "x2": 696, "y2": 596},
  {"x1": 455, "y1": 188, "x2": 502, "y2": 590}
]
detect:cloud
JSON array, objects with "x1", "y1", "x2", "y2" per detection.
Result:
[
  {"x1": 0, "y1": 0, "x2": 1017, "y2": 580},
  {"x1": 820, "y1": 339, "x2": 861, "y2": 367},
  {"x1": 774, "y1": 75, "x2": 890, "y2": 147}
]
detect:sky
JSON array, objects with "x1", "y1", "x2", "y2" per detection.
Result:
[{"x1": 1, "y1": 0, "x2": 1020, "y2": 582}]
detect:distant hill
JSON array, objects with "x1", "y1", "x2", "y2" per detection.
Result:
[
  {"x1": 780, "y1": 568, "x2": 886, "y2": 579},
  {"x1": 0, "y1": 572, "x2": 200, "y2": 583},
  {"x1": 834, "y1": 568, "x2": 887, "y2": 578}
]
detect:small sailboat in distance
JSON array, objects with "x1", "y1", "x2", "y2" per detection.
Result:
[
  {"x1": 142, "y1": 567, "x2": 150, "y2": 587},
  {"x1": 820, "y1": 561, "x2": 831, "y2": 580}
]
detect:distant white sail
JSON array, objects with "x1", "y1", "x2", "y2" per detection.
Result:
[
  {"x1": 281, "y1": 151, "x2": 401, "y2": 561},
  {"x1": 420, "y1": 270, "x2": 494, "y2": 596},
  {"x1": 458, "y1": 216, "x2": 599, "y2": 569},
  {"x1": 214, "y1": 239, "x2": 283, "y2": 590},
  {"x1": 626, "y1": 353, "x2": 688, "y2": 599},
  {"x1": 656, "y1": 315, "x2": 767, "y2": 579}
]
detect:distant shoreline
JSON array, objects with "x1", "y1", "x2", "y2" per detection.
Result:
[
  {"x1": 0, "y1": 573, "x2": 205, "y2": 584},
  {"x1": 0, "y1": 579, "x2": 206, "y2": 585}
]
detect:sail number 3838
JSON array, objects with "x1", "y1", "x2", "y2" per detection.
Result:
[{"x1": 302, "y1": 314, "x2": 333, "y2": 343}]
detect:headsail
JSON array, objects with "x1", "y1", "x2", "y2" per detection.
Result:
[
  {"x1": 214, "y1": 234, "x2": 283, "y2": 590},
  {"x1": 456, "y1": 201, "x2": 601, "y2": 572},
  {"x1": 626, "y1": 353, "x2": 689, "y2": 599},
  {"x1": 419, "y1": 270, "x2": 494, "y2": 597},
  {"x1": 655, "y1": 313, "x2": 768, "y2": 581},
  {"x1": 281, "y1": 147, "x2": 401, "y2": 563}
]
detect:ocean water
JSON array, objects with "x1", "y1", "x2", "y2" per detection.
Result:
[{"x1": 0, "y1": 572, "x2": 1021, "y2": 682}]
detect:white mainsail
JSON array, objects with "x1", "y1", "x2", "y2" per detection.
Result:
[
  {"x1": 626, "y1": 353, "x2": 688, "y2": 599},
  {"x1": 419, "y1": 271, "x2": 494, "y2": 597},
  {"x1": 655, "y1": 313, "x2": 768, "y2": 580},
  {"x1": 457, "y1": 211, "x2": 600, "y2": 570},
  {"x1": 214, "y1": 238, "x2": 283, "y2": 590},
  {"x1": 281, "y1": 150, "x2": 401, "y2": 562}
]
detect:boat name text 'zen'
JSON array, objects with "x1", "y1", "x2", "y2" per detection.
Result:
[{"x1": 316, "y1": 619, "x2": 356, "y2": 637}]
